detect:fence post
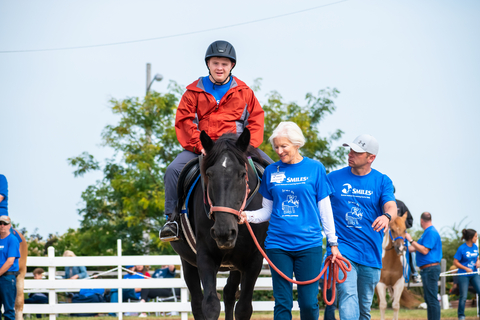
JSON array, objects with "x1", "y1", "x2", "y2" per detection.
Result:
[
  {"x1": 47, "y1": 246, "x2": 56, "y2": 320},
  {"x1": 117, "y1": 239, "x2": 123, "y2": 320},
  {"x1": 440, "y1": 259, "x2": 449, "y2": 309}
]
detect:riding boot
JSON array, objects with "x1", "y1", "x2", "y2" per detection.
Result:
[{"x1": 159, "y1": 209, "x2": 180, "y2": 242}]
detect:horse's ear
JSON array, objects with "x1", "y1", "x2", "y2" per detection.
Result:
[
  {"x1": 236, "y1": 128, "x2": 251, "y2": 152},
  {"x1": 200, "y1": 131, "x2": 214, "y2": 153},
  {"x1": 401, "y1": 212, "x2": 408, "y2": 222}
]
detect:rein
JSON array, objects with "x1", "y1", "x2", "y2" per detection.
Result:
[{"x1": 244, "y1": 220, "x2": 351, "y2": 305}]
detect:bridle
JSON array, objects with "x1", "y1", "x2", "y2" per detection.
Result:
[
  {"x1": 386, "y1": 228, "x2": 406, "y2": 251},
  {"x1": 206, "y1": 163, "x2": 250, "y2": 221}
]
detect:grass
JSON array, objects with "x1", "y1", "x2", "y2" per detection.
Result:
[{"x1": 48, "y1": 307, "x2": 479, "y2": 320}]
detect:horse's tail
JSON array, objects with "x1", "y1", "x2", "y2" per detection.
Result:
[{"x1": 400, "y1": 288, "x2": 423, "y2": 309}]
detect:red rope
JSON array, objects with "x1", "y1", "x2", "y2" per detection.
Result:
[{"x1": 244, "y1": 220, "x2": 352, "y2": 305}]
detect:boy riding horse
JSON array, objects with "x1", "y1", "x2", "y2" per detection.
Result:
[{"x1": 160, "y1": 40, "x2": 272, "y2": 241}]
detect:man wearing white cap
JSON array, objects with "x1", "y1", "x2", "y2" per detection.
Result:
[
  {"x1": 327, "y1": 134, "x2": 397, "y2": 320},
  {"x1": 0, "y1": 215, "x2": 21, "y2": 320}
]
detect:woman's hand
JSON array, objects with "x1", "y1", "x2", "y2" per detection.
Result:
[
  {"x1": 465, "y1": 267, "x2": 473, "y2": 273},
  {"x1": 238, "y1": 212, "x2": 247, "y2": 225},
  {"x1": 476, "y1": 259, "x2": 480, "y2": 268},
  {"x1": 330, "y1": 246, "x2": 342, "y2": 264}
]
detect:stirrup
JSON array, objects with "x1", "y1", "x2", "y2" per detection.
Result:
[{"x1": 160, "y1": 221, "x2": 179, "y2": 242}]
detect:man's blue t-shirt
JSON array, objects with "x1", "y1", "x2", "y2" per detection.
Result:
[
  {"x1": 0, "y1": 174, "x2": 8, "y2": 216},
  {"x1": 0, "y1": 233, "x2": 20, "y2": 272},
  {"x1": 79, "y1": 288, "x2": 105, "y2": 296},
  {"x1": 259, "y1": 157, "x2": 333, "y2": 251},
  {"x1": 202, "y1": 76, "x2": 232, "y2": 105},
  {"x1": 454, "y1": 243, "x2": 478, "y2": 275},
  {"x1": 416, "y1": 225, "x2": 442, "y2": 267},
  {"x1": 328, "y1": 167, "x2": 395, "y2": 269},
  {"x1": 152, "y1": 267, "x2": 175, "y2": 279}
]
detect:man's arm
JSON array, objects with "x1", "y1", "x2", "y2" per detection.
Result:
[
  {"x1": 0, "y1": 257, "x2": 15, "y2": 276},
  {"x1": 372, "y1": 200, "x2": 398, "y2": 232},
  {"x1": 175, "y1": 91, "x2": 203, "y2": 154},
  {"x1": 405, "y1": 233, "x2": 430, "y2": 255},
  {"x1": 245, "y1": 92, "x2": 265, "y2": 148},
  {"x1": 0, "y1": 195, "x2": 4, "y2": 203}
]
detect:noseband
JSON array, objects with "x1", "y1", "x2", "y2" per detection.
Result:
[
  {"x1": 386, "y1": 229, "x2": 406, "y2": 251},
  {"x1": 206, "y1": 163, "x2": 250, "y2": 221}
]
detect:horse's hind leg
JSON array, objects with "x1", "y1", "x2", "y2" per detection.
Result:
[
  {"x1": 392, "y1": 277, "x2": 405, "y2": 320},
  {"x1": 376, "y1": 282, "x2": 387, "y2": 320},
  {"x1": 224, "y1": 271, "x2": 241, "y2": 320},
  {"x1": 182, "y1": 260, "x2": 205, "y2": 320}
]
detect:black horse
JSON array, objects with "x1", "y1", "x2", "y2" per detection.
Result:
[{"x1": 171, "y1": 128, "x2": 269, "y2": 320}]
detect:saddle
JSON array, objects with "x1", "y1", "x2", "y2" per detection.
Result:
[{"x1": 174, "y1": 155, "x2": 269, "y2": 254}]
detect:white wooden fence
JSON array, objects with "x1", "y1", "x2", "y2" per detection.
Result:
[{"x1": 24, "y1": 240, "x2": 288, "y2": 320}]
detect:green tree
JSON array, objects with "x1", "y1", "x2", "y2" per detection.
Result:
[
  {"x1": 255, "y1": 79, "x2": 347, "y2": 171},
  {"x1": 68, "y1": 87, "x2": 182, "y2": 256}
]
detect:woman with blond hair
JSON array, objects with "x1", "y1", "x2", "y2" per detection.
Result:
[
  {"x1": 241, "y1": 121, "x2": 341, "y2": 320},
  {"x1": 63, "y1": 250, "x2": 88, "y2": 279}
]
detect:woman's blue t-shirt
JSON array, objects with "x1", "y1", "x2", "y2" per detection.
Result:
[
  {"x1": 259, "y1": 157, "x2": 333, "y2": 251},
  {"x1": 454, "y1": 243, "x2": 478, "y2": 275}
]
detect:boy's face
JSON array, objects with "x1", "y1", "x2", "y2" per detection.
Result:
[{"x1": 33, "y1": 273, "x2": 43, "y2": 279}]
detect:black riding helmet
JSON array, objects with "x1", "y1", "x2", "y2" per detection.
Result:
[{"x1": 205, "y1": 40, "x2": 236, "y2": 68}]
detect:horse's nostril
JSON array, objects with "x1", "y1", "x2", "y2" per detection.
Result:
[
  {"x1": 210, "y1": 228, "x2": 216, "y2": 239},
  {"x1": 230, "y1": 229, "x2": 236, "y2": 240}
]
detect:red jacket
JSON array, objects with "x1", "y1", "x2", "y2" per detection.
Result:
[{"x1": 175, "y1": 76, "x2": 265, "y2": 154}]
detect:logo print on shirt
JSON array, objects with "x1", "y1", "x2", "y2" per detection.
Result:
[
  {"x1": 345, "y1": 206, "x2": 363, "y2": 228},
  {"x1": 282, "y1": 194, "x2": 299, "y2": 214},
  {"x1": 342, "y1": 183, "x2": 352, "y2": 194}
]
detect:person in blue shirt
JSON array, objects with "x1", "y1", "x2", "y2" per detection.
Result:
[
  {"x1": 0, "y1": 175, "x2": 8, "y2": 217},
  {"x1": 328, "y1": 134, "x2": 397, "y2": 320},
  {"x1": 63, "y1": 250, "x2": 88, "y2": 279},
  {"x1": 241, "y1": 122, "x2": 341, "y2": 320},
  {"x1": 406, "y1": 212, "x2": 442, "y2": 320},
  {"x1": 453, "y1": 228, "x2": 480, "y2": 320},
  {"x1": 0, "y1": 215, "x2": 21, "y2": 320}
]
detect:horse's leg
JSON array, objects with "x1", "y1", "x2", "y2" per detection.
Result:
[
  {"x1": 376, "y1": 282, "x2": 387, "y2": 320},
  {"x1": 197, "y1": 252, "x2": 221, "y2": 320},
  {"x1": 223, "y1": 271, "x2": 241, "y2": 320},
  {"x1": 181, "y1": 259, "x2": 205, "y2": 320},
  {"x1": 15, "y1": 233, "x2": 28, "y2": 320},
  {"x1": 391, "y1": 277, "x2": 405, "y2": 320},
  {"x1": 234, "y1": 263, "x2": 263, "y2": 320}
]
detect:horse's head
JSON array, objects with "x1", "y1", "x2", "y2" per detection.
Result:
[
  {"x1": 200, "y1": 129, "x2": 254, "y2": 250},
  {"x1": 389, "y1": 213, "x2": 407, "y2": 255}
]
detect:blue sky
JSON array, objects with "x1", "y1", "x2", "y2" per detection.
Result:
[{"x1": 1, "y1": 0, "x2": 479, "y2": 238}]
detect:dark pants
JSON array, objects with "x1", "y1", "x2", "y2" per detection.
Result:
[
  {"x1": 266, "y1": 246, "x2": 322, "y2": 320},
  {"x1": 25, "y1": 294, "x2": 48, "y2": 318},
  {"x1": 324, "y1": 287, "x2": 337, "y2": 320},
  {"x1": 0, "y1": 274, "x2": 17, "y2": 320},
  {"x1": 71, "y1": 293, "x2": 104, "y2": 317},
  {"x1": 141, "y1": 288, "x2": 180, "y2": 301},
  {"x1": 457, "y1": 274, "x2": 480, "y2": 319},
  {"x1": 164, "y1": 148, "x2": 273, "y2": 215},
  {"x1": 420, "y1": 264, "x2": 441, "y2": 320}
]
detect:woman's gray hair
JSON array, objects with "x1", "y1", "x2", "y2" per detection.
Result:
[{"x1": 268, "y1": 121, "x2": 305, "y2": 148}]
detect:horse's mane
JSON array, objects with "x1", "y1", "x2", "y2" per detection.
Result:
[{"x1": 201, "y1": 133, "x2": 260, "y2": 176}]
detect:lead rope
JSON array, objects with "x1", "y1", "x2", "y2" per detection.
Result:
[{"x1": 243, "y1": 220, "x2": 352, "y2": 305}]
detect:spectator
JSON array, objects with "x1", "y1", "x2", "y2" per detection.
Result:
[
  {"x1": 453, "y1": 228, "x2": 480, "y2": 320},
  {"x1": 109, "y1": 265, "x2": 143, "y2": 303},
  {"x1": 63, "y1": 250, "x2": 88, "y2": 279},
  {"x1": 71, "y1": 273, "x2": 105, "y2": 317},
  {"x1": 406, "y1": 212, "x2": 442, "y2": 320},
  {"x1": 135, "y1": 265, "x2": 151, "y2": 278},
  {"x1": 328, "y1": 134, "x2": 397, "y2": 320},
  {"x1": 0, "y1": 175, "x2": 8, "y2": 217},
  {"x1": 0, "y1": 215, "x2": 20, "y2": 320},
  {"x1": 24, "y1": 268, "x2": 48, "y2": 318},
  {"x1": 241, "y1": 122, "x2": 340, "y2": 320},
  {"x1": 139, "y1": 265, "x2": 180, "y2": 318}
]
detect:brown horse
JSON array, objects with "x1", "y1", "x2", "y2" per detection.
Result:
[
  {"x1": 11, "y1": 228, "x2": 28, "y2": 320},
  {"x1": 376, "y1": 214, "x2": 407, "y2": 320}
]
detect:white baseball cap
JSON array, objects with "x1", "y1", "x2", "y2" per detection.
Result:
[{"x1": 343, "y1": 134, "x2": 379, "y2": 155}]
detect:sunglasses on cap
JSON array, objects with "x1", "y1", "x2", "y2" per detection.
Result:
[{"x1": 0, "y1": 221, "x2": 10, "y2": 226}]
